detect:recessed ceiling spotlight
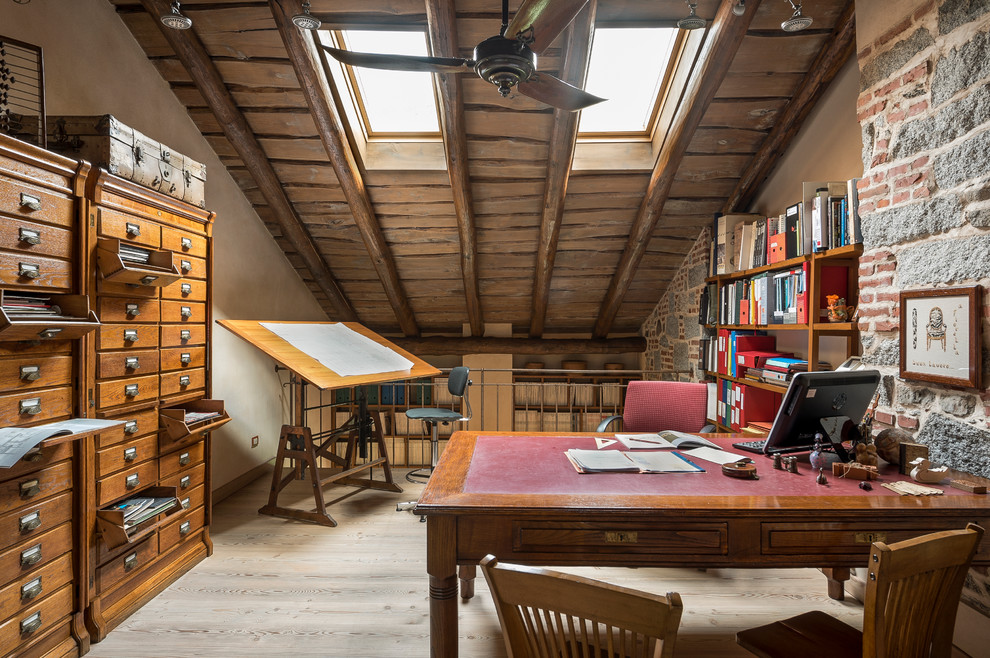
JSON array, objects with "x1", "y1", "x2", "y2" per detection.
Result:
[
  {"x1": 677, "y1": 1, "x2": 706, "y2": 30},
  {"x1": 291, "y1": 1, "x2": 321, "y2": 30},
  {"x1": 161, "y1": 0, "x2": 192, "y2": 30},
  {"x1": 782, "y1": 0, "x2": 813, "y2": 32},
  {"x1": 732, "y1": 0, "x2": 746, "y2": 17}
]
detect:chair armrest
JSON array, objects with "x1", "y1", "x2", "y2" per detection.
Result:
[{"x1": 596, "y1": 415, "x2": 622, "y2": 432}]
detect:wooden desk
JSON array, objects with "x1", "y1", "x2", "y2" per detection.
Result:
[{"x1": 415, "y1": 431, "x2": 990, "y2": 657}]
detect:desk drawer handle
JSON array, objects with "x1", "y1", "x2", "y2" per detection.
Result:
[
  {"x1": 179, "y1": 375, "x2": 190, "y2": 387},
  {"x1": 125, "y1": 356, "x2": 140, "y2": 370},
  {"x1": 124, "y1": 329, "x2": 139, "y2": 342},
  {"x1": 124, "y1": 552, "x2": 138, "y2": 572},
  {"x1": 38, "y1": 328, "x2": 62, "y2": 340},
  {"x1": 180, "y1": 329, "x2": 191, "y2": 341},
  {"x1": 140, "y1": 275, "x2": 158, "y2": 285},
  {"x1": 126, "y1": 303, "x2": 140, "y2": 317},
  {"x1": 124, "y1": 420, "x2": 139, "y2": 434},
  {"x1": 180, "y1": 306, "x2": 192, "y2": 319},
  {"x1": 180, "y1": 283, "x2": 192, "y2": 295},
  {"x1": 180, "y1": 259, "x2": 191, "y2": 272},
  {"x1": 20, "y1": 611, "x2": 42, "y2": 635},
  {"x1": 179, "y1": 521, "x2": 191, "y2": 536},
  {"x1": 19, "y1": 262, "x2": 40, "y2": 279},
  {"x1": 21, "y1": 577, "x2": 42, "y2": 600},
  {"x1": 178, "y1": 451, "x2": 191, "y2": 466},
  {"x1": 124, "y1": 446, "x2": 138, "y2": 462},
  {"x1": 20, "y1": 397, "x2": 41, "y2": 415},
  {"x1": 180, "y1": 352, "x2": 191, "y2": 364},
  {"x1": 125, "y1": 222, "x2": 141, "y2": 237},
  {"x1": 21, "y1": 447, "x2": 43, "y2": 463},
  {"x1": 179, "y1": 475, "x2": 190, "y2": 489},
  {"x1": 125, "y1": 384, "x2": 139, "y2": 397},
  {"x1": 181, "y1": 237, "x2": 192, "y2": 250},
  {"x1": 18, "y1": 227, "x2": 41, "y2": 245},
  {"x1": 20, "y1": 479, "x2": 40, "y2": 498},
  {"x1": 19, "y1": 511, "x2": 41, "y2": 533},
  {"x1": 181, "y1": 496, "x2": 191, "y2": 510},
  {"x1": 125, "y1": 473, "x2": 140, "y2": 489},
  {"x1": 21, "y1": 544, "x2": 42, "y2": 566},
  {"x1": 20, "y1": 193, "x2": 42, "y2": 212},
  {"x1": 19, "y1": 365, "x2": 40, "y2": 381}
]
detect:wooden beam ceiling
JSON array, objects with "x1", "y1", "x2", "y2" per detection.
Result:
[
  {"x1": 426, "y1": 0, "x2": 484, "y2": 337},
  {"x1": 529, "y1": 1, "x2": 596, "y2": 339},
  {"x1": 138, "y1": 0, "x2": 359, "y2": 322},
  {"x1": 270, "y1": 0, "x2": 420, "y2": 337},
  {"x1": 592, "y1": 0, "x2": 761, "y2": 339}
]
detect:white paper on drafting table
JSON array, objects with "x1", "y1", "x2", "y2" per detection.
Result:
[{"x1": 260, "y1": 323, "x2": 414, "y2": 377}]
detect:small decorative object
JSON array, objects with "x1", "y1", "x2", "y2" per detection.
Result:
[
  {"x1": 816, "y1": 468, "x2": 828, "y2": 485},
  {"x1": 882, "y1": 481, "x2": 944, "y2": 496},
  {"x1": 784, "y1": 456, "x2": 800, "y2": 474},
  {"x1": 854, "y1": 441, "x2": 879, "y2": 467},
  {"x1": 909, "y1": 457, "x2": 949, "y2": 484},
  {"x1": 899, "y1": 286, "x2": 982, "y2": 388},
  {"x1": 898, "y1": 442, "x2": 929, "y2": 475},
  {"x1": 832, "y1": 461, "x2": 879, "y2": 480},
  {"x1": 859, "y1": 481, "x2": 873, "y2": 491},
  {"x1": 0, "y1": 35, "x2": 45, "y2": 148},
  {"x1": 874, "y1": 427, "x2": 912, "y2": 465},
  {"x1": 808, "y1": 433, "x2": 827, "y2": 470},
  {"x1": 825, "y1": 295, "x2": 855, "y2": 322},
  {"x1": 772, "y1": 454, "x2": 783, "y2": 470},
  {"x1": 721, "y1": 460, "x2": 759, "y2": 480},
  {"x1": 948, "y1": 479, "x2": 988, "y2": 494}
]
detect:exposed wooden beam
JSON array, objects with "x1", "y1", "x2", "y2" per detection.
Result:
[
  {"x1": 723, "y1": 0, "x2": 856, "y2": 213},
  {"x1": 592, "y1": 0, "x2": 760, "y2": 339},
  {"x1": 426, "y1": 0, "x2": 483, "y2": 338},
  {"x1": 270, "y1": 0, "x2": 420, "y2": 337},
  {"x1": 139, "y1": 0, "x2": 358, "y2": 321},
  {"x1": 529, "y1": 1, "x2": 596, "y2": 339},
  {"x1": 392, "y1": 335, "x2": 646, "y2": 356}
]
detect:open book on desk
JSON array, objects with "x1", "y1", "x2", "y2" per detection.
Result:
[
  {"x1": 615, "y1": 431, "x2": 721, "y2": 451},
  {"x1": 565, "y1": 449, "x2": 704, "y2": 474}
]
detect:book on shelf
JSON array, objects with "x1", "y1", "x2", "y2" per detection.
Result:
[
  {"x1": 715, "y1": 213, "x2": 760, "y2": 274},
  {"x1": 565, "y1": 449, "x2": 704, "y2": 474},
  {"x1": 615, "y1": 431, "x2": 721, "y2": 451}
]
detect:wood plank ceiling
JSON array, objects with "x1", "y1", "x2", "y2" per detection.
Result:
[{"x1": 110, "y1": 0, "x2": 855, "y2": 348}]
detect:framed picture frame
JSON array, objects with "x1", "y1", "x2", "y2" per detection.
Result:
[{"x1": 899, "y1": 286, "x2": 982, "y2": 389}]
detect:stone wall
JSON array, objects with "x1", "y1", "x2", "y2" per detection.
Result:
[{"x1": 847, "y1": 0, "x2": 990, "y2": 618}]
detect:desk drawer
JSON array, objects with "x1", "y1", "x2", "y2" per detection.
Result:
[
  {"x1": 160, "y1": 441, "x2": 204, "y2": 479},
  {"x1": 0, "y1": 387, "x2": 72, "y2": 427},
  {"x1": 0, "y1": 218, "x2": 73, "y2": 261},
  {"x1": 174, "y1": 254, "x2": 206, "y2": 281},
  {"x1": 160, "y1": 506, "x2": 206, "y2": 554},
  {"x1": 97, "y1": 349, "x2": 160, "y2": 380},
  {"x1": 161, "y1": 226, "x2": 207, "y2": 258},
  {"x1": 160, "y1": 346, "x2": 205, "y2": 372},
  {"x1": 512, "y1": 521, "x2": 728, "y2": 556},
  {"x1": 161, "y1": 300, "x2": 205, "y2": 324},
  {"x1": 97, "y1": 407, "x2": 159, "y2": 448},
  {"x1": 176, "y1": 484, "x2": 205, "y2": 517},
  {"x1": 0, "y1": 491, "x2": 72, "y2": 554},
  {"x1": 0, "y1": 582, "x2": 73, "y2": 652},
  {"x1": 161, "y1": 277, "x2": 206, "y2": 302},
  {"x1": 761, "y1": 521, "x2": 990, "y2": 557},
  {"x1": 98, "y1": 323, "x2": 160, "y2": 351},
  {"x1": 160, "y1": 323, "x2": 206, "y2": 348},
  {"x1": 0, "y1": 553, "x2": 72, "y2": 626},
  {"x1": 96, "y1": 434, "x2": 159, "y2": 480},
  {"x1": 96, "y1": 460, "x2": 159, "y2": 507},
  {"x1": 96, "y1": 534, "x2": 157, "y2": 593},
  {"x1": 0, "y1": 355, "x2": 72, "y2": 394},
  {"x1": 97, "y1": 276, "x2": 159, "y2": 298},
  {"x1": 0, "y1": 461, "x2": 72, "y2": 517},
  {"x1": 96, "y1": 373, "x2": 159, "y2": 410},
  {"x1": 98, "y1": 207, "x2": 160, "y2": 248},
  {"x1": 0, "y1": 439, "x2": 71, "y2": 483},
  {"x1": 0, "y1": 177, "x2": 74, "y2": 229},
  {"x1": 0, "y1": 250, "x2": 72, "y2": 291},
  {"x1": 160, "y1": 462, "x2": 205, "y2": 494},
  {"x1": 0, "y1": 523, "x2": 72, "y2": 586},
  {"x1": 160, "y1": 368, "x2": 205, "y2": 398},
  {"x1": 98, "y1": 297, "x2": 160, "y2": 323}
]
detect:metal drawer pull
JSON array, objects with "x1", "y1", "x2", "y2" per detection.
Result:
[
  {"x1": 19, "y1": 511, "x2": 41, "y2": 532},
  {"x1": 140, "y1": 275, "x2": 158, "y2": 285},
  {"x1": 126, "y1": 303, "x2": 140, "y2": 317},
  {"x1": 18, "y1": 227, "x2": 41, "y2": 244},
  {"x1": 179, "y1": 475, "x2": 190, "y2": 489},
  {"x1": 125, "y1": 420, "x2": 139, "y2": 434},
  {"x1": 124, "y1": 329, "x2": 139, "y2": 342},
  {"x1": 20, "y1": 544, "x2": 42, "y2": 566},
  {"x1": 22, "y1": 447, "x2": 43, "y2": 463},
  {"x1": 179, "y1": 451, "x2": 191, "y2": 465},
  {"x1": 125, "y1": 473, "x2": 140, "y2": 489},
  {"x1": 124, "y1": 552, "x2": 138, "y2": 572},
  {"x1": 20, "y1": 479, "x2": 40, "y2": 498},
  {"x1": 181, "y1": 237, "x2": 192, "y2": 249},
  {"x1": 180, "y1": 352, "x2": 191, "y2": 364},
  {"x1": 20, "y1": 612, "x2": 42, "y2": 635},
  {"x1": 19, "y1": 262, "x2": 40, "y2": 278},
  {"x1": 181, "y1": 283, "x2": 192, "y2": 295},
  {"x1": 20, "y1": 398, "x2": 41, "y2": 415},
  {"x1": 181, "y1": 497, "x2": 191, "y2": 510},
  {"x1": 179, "y1": 521, "x2": 191, "y2": 536},
  {"x1": 125, "y1": 384, "x2": 139, "y2": 397},
  {"x1": 180, "y1": 306, "x2": 192, "y2": 318},
  {"x1": 20, "y1": 193, "x2": 42, "y2": 211},
  {"x1": 124, "y1": 447, "x2": 138, "y2": 462},
  {"x1": 125, "y1": 222, "x2": 141, "y2": 236},
  {"x1": 21, "y1": 577, "x2": 42, "y2": 600},
  {"x1": 180, "y1": 260, "x2": 191, "y2": 272},
  {"x1": 19, "y1": 365, "x2": 40, "y2": 381},
  {"x1": 180, "y1": 329, "x2": 191, "y2": 341},
  {"x1": 179, "y1": 375, "x2": 190, "y2": 387},
  {"x1": 38, "y1": 328, "x2": 61, "y2": 339},
  {"x1": 125, "y1": 356, "x2": 140, "y2": 370}
]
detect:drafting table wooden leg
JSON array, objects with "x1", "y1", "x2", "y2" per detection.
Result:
[
  {"x1": 428, "y1": 515, "x2": 458, "y2": 657},
  {"x1": 259, "y1": 424, "x2": 338, "y2": 527},
  {"x1": 334, "y1": 409, "x2": 402, "y2": 493}
]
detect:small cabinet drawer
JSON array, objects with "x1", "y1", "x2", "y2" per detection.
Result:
[
  {"x1": 97, "y1": 297, "x2": 160, "y2": 323},
  {"x1": 0, "y1": 491, "x2": 72, "y2": 554},
  {"x1": 0, "y1": 553, "x2": 72, "y2": 626},
  {"x1": 96, "y1": 434, "x2": 159, "y2": 480},
  {"x1": 160, "y1": 441, "x2": 204, "y2": 479},
  {"x1": 97, "y1": 207, "x2": 161, "y2": 248},
  {"x1": 0, "y1": 441, "x2": 72, "y2": 484},
  {"x1": 0, "y1": 582, "x2": 73, "y2": 651},
  {"x1": 160, "y1": 368, "x2": 205, "y2": 397},
  {"x1": 160, "y1": 300, "x2": 204, "y2": 324},
  {"x1": 0, "y1": 179, "x2": 75, "y2": 229},
  {"x1": 97, "y1": 324, "x2": 160, "y2": 351},
  {"x1": 161, "y1": 226, "x2": 207, "y2": 258},
  {"x1": 97, "y1": 407, "x2": 160, "y2": 448},
  {"x1": 0, "y1": 460, "x2": 72, "y2": 517},
  {"x1": 160, "y1": 324, "x2": 206, "y2": 348},
  {"x1": 96, "y1": 276, "x2": 159, "y2": 299},
  {"x1": 0, "y1": 355, "x2": 72, "y2": 394},
  {"x1": 96, "y1": 349, "x2": 160, "y2": 380},
  {"x1": 96, "y1": 534, "x2": 157, "y2": 594},
  {"x1": 0, "y1": 387, "x2": 72, "y2": 427},
  {"x1": 161, "y1": 277, "x2": 206, "y2": 302},
  {"x1": 95, "y1": 373, "x2": 159, "y2": 410},
  {"x1": 159, "y1": 506, "x2": 206, "y2": 554},
  {"x1": 96, "y1": 461, "x2": 159, "y2": 507},
  {"x1": 160, "y1": 346, "x2": 206, "y2": 372},
  {"x1": 0, "y1": 251, "x2": 73, "y2": 291},
  {"x1": 159, "y1": 462, "x2": 205, "y2": 493},
  {"x1": 175, "y1": 484, "x2": 205, "y2": 517},
  {"x1": 0, "y1": 522, "x2": 72, "y2": 586},
  {"x1": 0, "y1": 219, "x2": 73, "y2": 260},
  {"x1": 173, "y1": 254, "x2": 206, "y2": 281},
  {"x1": 513, "y1": 521, "x2": 729, "y2": 556}
]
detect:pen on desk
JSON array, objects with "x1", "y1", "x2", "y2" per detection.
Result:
[{"x1": 673, "y1": 452, "x2": 705, "y2": 471}]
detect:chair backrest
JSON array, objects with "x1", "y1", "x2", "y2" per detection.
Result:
[
  {"x1": 621, "y1": 380, "x2": 708, "y2": 433},
  {"x1": 481, "y1": 554, "x2": 682, "y2": 658},
  {"x1": 863, "y1": 523, "x2": 984, "y2": 658},
  {"x1": 447, "y1": 366, "x2": 472, "y2": 422}
]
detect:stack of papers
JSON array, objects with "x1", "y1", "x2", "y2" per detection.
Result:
[
  {"x1": 111, "y1": 496, "x2": 178, "y2": 528},
  {"x1": 615, "y1": 431, "x2": 721, "y2": 451},
  {"x1": 565, "y1": 449, "x2": 704, "y2": 474}
]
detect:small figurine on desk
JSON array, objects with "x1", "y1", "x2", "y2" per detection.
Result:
[
  {"x1": 773, "y1": 454, "x2": 784, "y2": 470},
  {"x1": 784, "y1": 456, "x2": 800, "y2": 474},
  {"x1": 816, "y1": 468, "x2": 828, "y2": 485},
  {"x1": 808, "y1": 434, "x2": 827, "y2": 471},
  {"x1": 909, "y1": 457, "x2": 949, "y2": 484}
]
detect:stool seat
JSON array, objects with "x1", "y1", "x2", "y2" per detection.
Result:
[{"x1": 406, "y1": 408, "x2": 463, "y2": 423}]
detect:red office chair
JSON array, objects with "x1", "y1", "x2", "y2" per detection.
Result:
[{"x1": 597, "y1": 380, "x2": 714, "y2": 433}]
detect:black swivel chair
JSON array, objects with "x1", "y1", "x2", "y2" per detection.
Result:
[{"x1": 405, "y1": 366, "x2": 472, "y2": 483}]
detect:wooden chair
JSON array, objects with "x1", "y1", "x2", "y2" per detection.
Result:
[
  {"x1": 480, "y1": 554, "x2": 683, "y2": 658},
  {"x1": 736, "y1": 523, "x2": 984, "y2": 658}
]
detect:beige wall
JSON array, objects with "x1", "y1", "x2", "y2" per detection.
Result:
[
  {"x1": 856, "y1": 0, "x2": 929, "y2": 51},
  {"x1": 1, "y1": 0, "x2": 328, "y2": 489}
]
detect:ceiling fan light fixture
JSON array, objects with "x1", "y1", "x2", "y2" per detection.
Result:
[
  {"x1": 782, "y1": 1, "x2": 813, "y2": 32},
  {"x1": 291, "y1": 1, "x2": 321, "y2": 30},
  {"x1": 677, "y1": 2, "x2": 706, "y2": 31},
  {"x1": 473, "y1": 35, "x2": 536, "y2": 97},
  {"x1": 161, "y1": 0, "x2": 192, "y2": 30}
]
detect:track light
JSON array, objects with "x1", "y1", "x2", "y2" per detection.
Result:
[
  {"x1": 161, "y1": 0, "x2": 192, "y2": 30},
  {"x1": 732, "y1": 0, "x2": 746, "y2": 16},
  {"x1": 291, "y1": 1, "x2": 321, "y2": 30},
  {"x1": 782, "y1": 0, "x2": 813, "y2": 32},
  {"x1": 677, "y1": 1, "x2": 706, "y2": 30}
]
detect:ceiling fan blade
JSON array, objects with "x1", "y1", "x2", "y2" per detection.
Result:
[
  {"x1": 322, "y1": 46, "x2": 474, "y2": 74},
  {"x1": 504, "y1": 0, "x2": 591, "y2": 54},
  {"x1": 517, "y1": 72, "x2": 604, "y2": 111}
]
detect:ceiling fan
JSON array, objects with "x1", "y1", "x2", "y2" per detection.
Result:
[{"x1": 321, "y1": 0, "x2": 605, "y2": 112}]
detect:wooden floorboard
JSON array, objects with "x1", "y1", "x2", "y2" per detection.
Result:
[{"x1": 86, "y1": 472, "x2": 873, "y2": 657}]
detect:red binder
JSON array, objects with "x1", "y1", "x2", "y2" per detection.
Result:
[{"x1": 736, "y1": 385, "x2": 781, "y2": 431}]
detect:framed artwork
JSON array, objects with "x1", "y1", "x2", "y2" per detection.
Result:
[{"x1": 899, "y1": 286, "x2": 982, "y2": 389}]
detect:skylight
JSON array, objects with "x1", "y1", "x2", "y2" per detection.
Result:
[{"x1": 578, "y1": 27, "x2": 680, "y2": 136}]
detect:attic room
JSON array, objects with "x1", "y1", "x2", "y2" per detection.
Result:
[{"x1": 1, "y1": 0, "x2": 989, "y2": 656}]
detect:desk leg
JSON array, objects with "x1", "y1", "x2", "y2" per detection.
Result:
[
  {"x1": 822, "y1": 567, "x2": 850, "y2": 601},
  {"x1": 458, "y1": 565, "x2": 476, "y2": 600},
  {"x1": 427, "y1": 516, "x2": 458, "y2": 658}
]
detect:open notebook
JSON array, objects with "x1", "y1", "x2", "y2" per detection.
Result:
[{"x1": 615, "y1": 431, "x2": 721, "y2": 451}]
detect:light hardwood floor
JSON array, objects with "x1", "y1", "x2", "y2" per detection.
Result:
[{"x1": 86, "y1": 472, "x2": 870, "y2": 657}]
